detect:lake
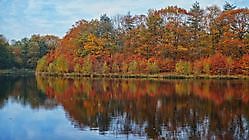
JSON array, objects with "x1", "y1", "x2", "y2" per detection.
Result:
[{"x1": 0, "y1": 76, "x2": 249, "y2": 140}]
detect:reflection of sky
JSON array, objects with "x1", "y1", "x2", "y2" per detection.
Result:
[{"x1": 0, "y1": 100, "x2": 138, "y2": 140}]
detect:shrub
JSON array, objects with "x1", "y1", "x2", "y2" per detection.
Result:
[
  {"x1": 158, "y1": 59, "x2": 175, "y2": 72},
  {"x1": 53, "y1": 56, "x2": 69, "y2": 73},
  {"x1": 226, "y1": 57, "x2": 234, "y2": 75},
  {"x1": 175, "y1": 61, "x2": 191, "y2": 75},
  {"x1": 209, "y1": 53, "x2": 228, "y2": 75},
  {"x1": 47, "y1": 62, "x2": 56, "y2": 73},
  {"x1": 36, "y1": 57, "x2": 47, "y2": 72},
  {"x1": 128, "y1": 61, "x2": 138, "y2": 73},
  {"x1": 102, "y1": 62, "x2": 110, "y2": 74},
  {"x1": 193, "y1": 60, "x2": 202, "y2": 75},
  {"x1": 203, "y1": 62, "x2": 210, "y2": 74},
  {"x1": 112, "y1": 63, "x2": 120, "y2": 73},
  {"x1": 74, "y1": 64, "x2": 81, "y2": 73},
  {"x1": 121, "y1": 63, "x2": 128, "y2": 73},
  {"x1": 240, "y1": 54, "x2": 249, "y2": 75},
  {"x1": 82, "y1": 60, "x2": 92, "y2": 74},
  {"x1": 193, "y1": 58, "x2": 210, "y2": 75},
  {"x1": 147, "y1": 62, "x2": 160, "y2": 74}
]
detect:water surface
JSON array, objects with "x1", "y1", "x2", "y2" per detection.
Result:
[{"x1": 0, "y1": 76, "x2": 249, "y2": 139}]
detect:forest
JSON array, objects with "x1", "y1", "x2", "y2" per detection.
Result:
[
  {"x1": 1, "y1": 2, "x2": 249, "y2": 75},
  {"x1": 0, "y1": 34, "x2": 59, "y2": 69}
]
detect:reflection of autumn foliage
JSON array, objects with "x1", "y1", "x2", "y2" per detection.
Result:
[
  {"x1": 189, "y1": 80, "x2": 249, "y2": 105},
  {"x1": 37, "y1": 77, "x2": 249, "y2": 139}
]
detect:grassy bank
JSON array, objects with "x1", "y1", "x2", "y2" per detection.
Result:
[
  {"x1": 36, "y1": 72, "x2": 249, "y2": 80},
  {"x1": 0, "y1": 69, "x2": 35, "y2": 76}
]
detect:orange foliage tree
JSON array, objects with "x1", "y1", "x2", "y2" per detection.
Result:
[{"x1": 36, "y1": 3, "x2": 249, "y2": 75}]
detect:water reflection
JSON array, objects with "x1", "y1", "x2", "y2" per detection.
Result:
[
  {"x1": 0, "y1": 76, "x2": 57, "y2": 109},
  {"x1": 36, "y1": 77, "x2": 249, "y2": 139}
]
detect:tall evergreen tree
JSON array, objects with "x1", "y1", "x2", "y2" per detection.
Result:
[
  {"x1": 188, "y1": 1, "x2": 204, "y2": 32},
  {"x1": 223, "y1": 1, "x2": 236, "y2": 11},
  {"x1": 188, "y1": 1, "x2": 206, "y2": 58}
]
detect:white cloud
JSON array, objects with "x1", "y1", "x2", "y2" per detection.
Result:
[{"x1": 0, "y1": 0, "x2": 248, "y2": 40}]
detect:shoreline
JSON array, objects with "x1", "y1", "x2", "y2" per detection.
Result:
[
  {"x1": 0, "y1": 69, "x2": 35, "y2": 76},
  {"x1": 35, "y1": 72, "x2": 249, "y2": 80},
  {"x1": 0, "y1": 70, "x2": 248, "y2": 80}
]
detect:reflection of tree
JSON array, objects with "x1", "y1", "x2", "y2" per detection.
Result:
[
  {"x1": 0, "y1": 77, "x2": 13, "y2": 108},
  {"x1": 36, "y1": 76, "x2": 249, "y2": 139},
  {"x1": 0, "y1": 76, "x2": 57, "y2": 109}
]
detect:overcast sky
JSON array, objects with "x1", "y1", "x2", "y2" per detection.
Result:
[{"x1": 0, "y1": 0, "x2": 248, "y2": 40}]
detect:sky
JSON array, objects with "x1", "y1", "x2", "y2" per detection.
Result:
[{"x1": 0, "y1": 0, "x2": 248, "y2": 40}]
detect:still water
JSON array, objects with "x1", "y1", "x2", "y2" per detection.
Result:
[{"x1": 0, "y1": 76, "x2": 249, "y2": 140}]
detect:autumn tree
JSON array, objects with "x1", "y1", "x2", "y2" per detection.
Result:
[
  {"x1": 160, "y1": 6, "x2": 190, "y2": 60},
  {"x1": 216, "y1": 9, "x2": 249, "y2": 59},
  {"x1": 206, "y1": 5, "x2": 222, "y2": 54},
  {"x1": 35, "y1": 2, "x2": 249, "y2": 76}
]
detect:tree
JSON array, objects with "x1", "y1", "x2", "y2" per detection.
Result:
[
  {"x1": 0, "y1": 35, "x2": 14, "y2": 69},
  {"x1": 206, "y1": 5, "x2": 222, "y2": 53},
  {"x1": 223, "y1": 1, "x2": 236, "y2": 11},
  {"x1": 160, "y1": 6, "x2": 190, "y2": 60},
  {"x1": 97, "y1": 14, "x2": 113, "y2": 38},
  {"x1": 147, "y1": 62, "x2": 160, "y2": 74},
  {"x1": 82, "y1": 57, "x2": 93, "y2": 74},
  {"x1": 175, "y1": 61, "x2": 191, "y2": 75},
  {"x1": 187, "y1": 1, "x2": 207, "y2": 59},
  {"x1": 140, "y1": 9, "x2": 164, "y2": 60},
  {"x1": 98, "y1": 14, "x2": 117, "y2": 57},
  {"x1": 8, "y1": 35, "x2": 59, "y2": 69},
  {"x1": 240, "y1": 55, "x2": 249, "y2": 75},
  {"x1": 188, "y1": 2, "x2": 204, "y2": 32},
  {"x1": 122, "y1": 12, "x2": 135, "y2": 31},
  {"x1": 53, "y1": 56, "x2": 69, "y2": 73},
  {"x1": 209, "y1": 53, "x2": 228, "y2": 74},
  {"x1": 215, "y1": 9, "x2": 249, "y2": 58},
  {"x1": 35, "y1": 3, "x2": 249, "y2": 76},
  {"x1": 36, "y1": 56, "x2": 48, "y2": 72}
]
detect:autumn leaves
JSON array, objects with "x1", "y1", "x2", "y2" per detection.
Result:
[{"x1": 36, "y1": 2, "x2": 249, "y2": 76}]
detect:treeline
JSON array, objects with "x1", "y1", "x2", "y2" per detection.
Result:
[
  {"x1": 0, "y1": 35, "x2": 59, "y2": 69},
  {"x1": 35, "y1": 2, "x2": 249, "y2": 75}
]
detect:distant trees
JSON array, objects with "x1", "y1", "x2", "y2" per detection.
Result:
[
  {"x1": 31, "y1": 2, "x2": 248, "y2": 75},
  {"x1": 0, "y1": 35, "x2": 14, "y2": 69},
  {"x1": 0, "y1": 34, "x2": 59, "y2": 69}
]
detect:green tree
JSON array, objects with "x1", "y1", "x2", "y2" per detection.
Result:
[
  {"x1": 36, "y1": 56, "x2": 48, "y2": 72},
  {"x1": 82, "y1": 58, "x2": 93, "y2": 73},
  {"x1": 147, "y1": 62, "x2": 160, "y2": 74},
  {"x1": 102, "y1": 62, "x2": 110, "y2": 74},
  {"x1": 0, "y1": 35, "x2": 14, "y2": 69},
  {"x1": 54, "y1": 56, "x2": 69, "y2": 73},
  {"x1": 175, "y1": 61, "x2": 191, "y2": 75},
  {"x1": 188, "y1": 1, "x2": 206, "y2": 59},
  {"x1": 223, "y1": 1, "x2": 236, "y2": 11},
  {"x1": 128, "y1": 61, "x2": 138, "y2": 73}
]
